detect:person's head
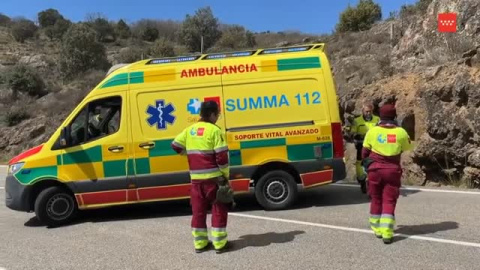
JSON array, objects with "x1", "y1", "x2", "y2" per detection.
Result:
[
  {"x1": 362, "y1": 101, "x2": 374, "y2": 121},
  {"x1": 200, "y1": 100, "x2": 220, "y2": 124},
  {"x1": 379, "y1": 104, "x2": 397, "y2": 121}
]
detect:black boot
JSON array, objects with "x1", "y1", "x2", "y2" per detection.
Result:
[{"x1": 359, "y1": 180, "x2": 367, "y2": 194}]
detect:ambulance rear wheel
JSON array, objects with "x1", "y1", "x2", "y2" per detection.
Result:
[
  {"x1": 34, "y1": 186, "x2": 78, "y2": 227},
  {"x1": 255, "y1": 170, "x2": 298, "y2": 210}
]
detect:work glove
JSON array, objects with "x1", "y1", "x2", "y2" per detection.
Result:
[
  {"x1": 361, "y1": 157, "x2": 374, "y2": 171},
  {"x1": 215, "y1": 176, "x2": 235, "y2": 206}
]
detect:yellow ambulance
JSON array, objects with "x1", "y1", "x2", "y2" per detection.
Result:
[{"x1": 5, "y1": 43, "x2": 346, "y2": 226}]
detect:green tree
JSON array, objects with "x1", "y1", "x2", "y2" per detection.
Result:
[
  {"x1": 38, "y1": 8, "x2": 63, "y2": 28},
  {"x1": 148, "y1": 38, "x2": 175, "y2": 57},
  {"x1": 60, "y1": 23, "x2": 110, "y2": 79},
  {"x1": 115, "y1": 19, "x2": 131, "y2": 39},
  {"x1": 336, "y1": 0, "x2": 382, "y2": 33},
  {"x1": 10, "y1": 18, "x2": 38, "y2": 43},
  {"x1": 6, "y1": 64, "x2": 45, "y2": 97},
  {"x1": 179, "y1": 6, "x2": 222, "y2": 52}
]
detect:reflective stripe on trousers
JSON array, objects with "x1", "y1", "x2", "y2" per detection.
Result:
[
  {"x1": 369, "y1": 215, "x2": 381, "y2": 236},
  {"x1": 192, "y1": 228, "x2": 209, "y2": 249},
  {"x1": 211, "y1": 227, "x2": 227, "y2": 250},
  {"x1": 379, "y1": 214, "x2": 395, "y2": 239}
]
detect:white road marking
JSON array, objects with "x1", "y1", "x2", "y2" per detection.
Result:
[
  {"x1": 230, "y1": 213, "x2": 480, "y2": 248},
  {"x1": 332, "y1": 183, "x2": 480, "y2": 195}
]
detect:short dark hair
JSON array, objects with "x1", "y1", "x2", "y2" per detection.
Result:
[{"x1": 200, "y1": 100, "x2": 219, "y2": 119}]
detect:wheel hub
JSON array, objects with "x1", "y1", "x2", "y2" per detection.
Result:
[
  {"x1": 265, "y1": 180, "x2": 288, "y2": 203},
  {"x1": 46, "y1": 195, "x2": 72, "y2": 220}
]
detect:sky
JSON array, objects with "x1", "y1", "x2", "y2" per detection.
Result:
[{"x1": 1, "y1": 0, "x2": 418, "y2": 35}]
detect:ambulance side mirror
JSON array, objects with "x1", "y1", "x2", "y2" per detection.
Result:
[{"x1": 60, "y1": 127, "x2": 71, "y2": 148}]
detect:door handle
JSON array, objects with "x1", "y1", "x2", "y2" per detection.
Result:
[
  {"x1": 108, "y1": 145, "x2": 124, "y2": 153},
  {"x1": 139, "y1": 142, "x2": 155, "y2": 149}
]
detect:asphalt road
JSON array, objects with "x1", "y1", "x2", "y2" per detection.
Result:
[{"x1": 1, "y1": 166, "x2": 480, "y2": 270}]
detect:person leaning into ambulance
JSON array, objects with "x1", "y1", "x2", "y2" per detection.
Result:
[
  {"x1": 350, "y1": 101, "x2": 380, "y2": 193},
  {"x1": 171, "y1": 100, "x2": 233, "y2": 254},
  {"x1": 361, "y1": 104, "x2": 412, "y2": 244}
]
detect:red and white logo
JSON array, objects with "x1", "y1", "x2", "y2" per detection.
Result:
[
  {"x1": 387, "y1": 134, "x2": 397, "y2": 143},
  {"x1": 187, "y1": 96, "x2": 221, "y2": 115},
  {"x1": 438, "y1": 13, "x2": 457, "y2": 33},
  {"x1": 197, "y1": 127, "x2": 205, "y2": 136},
  {"x1": 204, "y1": 96, "x2": 221, "y2": 111}
]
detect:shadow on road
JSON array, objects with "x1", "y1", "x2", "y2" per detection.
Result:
[
  {"x1": 225, "y1": 230, "x2": 305, "y2": 253},
  {"x1": 399, "y1": 188, "x2": 422, "y2": 197},
  {"x1": 393, "y1": 221, "x2": 460, "y2": 243},
  {"x1": 23, "y1": 184, "x2": 421, "y2": 229}
]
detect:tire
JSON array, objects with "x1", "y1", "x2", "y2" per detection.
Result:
[
  {"x1": 255, "y1": 170, "x2": 298, "y2": 210},
  {"x1": 34, "y1": 186, "x2": 78, "y2": 227}
]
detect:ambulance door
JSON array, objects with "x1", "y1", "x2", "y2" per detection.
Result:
[
  {"x1": 130, "y1": 64, "x2": 224, "y2": 202},
  {"x1": 56, "y1": 91, "x2": 133, "y2": 206}
]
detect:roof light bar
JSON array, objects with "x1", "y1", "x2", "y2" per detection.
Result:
[
  {"x1": 260, "y1": 45, "x2": 312, "y2": 55},
  {"x1": 147, "y1": 55, "x2": 201, "y2": 65},
  {"x1": 204, "y1": 51, "x2": 255, "y2": 60}
]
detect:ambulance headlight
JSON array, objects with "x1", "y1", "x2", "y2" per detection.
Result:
[{"x1": 8, "y1": 162, "x2": 24, "y2": 175}]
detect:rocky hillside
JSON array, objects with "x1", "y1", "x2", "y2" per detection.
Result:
[
  {"x1": 335, "y1": 0, "x2": 480, "y2": 187},
  {"x1": 0, "y1": 0, "x2": 479, "y2": 187}
]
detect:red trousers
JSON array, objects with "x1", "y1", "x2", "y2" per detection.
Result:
[
  {"x1": 367, "y1": 167, "x2": 402, "y2": 216},
  {"x1": 190, "y1": 180, "x2": 228, "y2": 229}
]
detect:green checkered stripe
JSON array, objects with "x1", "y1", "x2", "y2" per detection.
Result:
[
  {"x1": 14, "y1": 138, "x2": 333, "y2": 184},
  {"x1": 229, "y1": 138, "x2": 333, "y2": 166},
  {"x1": 15, "y1": 146, "x2": 135, "y2": 185}
]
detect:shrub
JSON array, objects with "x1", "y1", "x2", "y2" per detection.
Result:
[
  {"x1": 400, "y1": 0, "x2": 433, "y2": 18},
  {"x1": 6, "y1": 64, "x2": 45, "y2": 97},
  {"x1": 216, "y1": 25, "x2": 256, "y2": 49},
  {"x1": 86, "y1": 14, "x2": 116, "y2": 42},
  {"x1": 5, "y1": 108, "x2": 30, "y2": 126},
  {"x1": 179, "y1": 6, "x2": 222, "y2": 52},
  {"x1": 142, "y1": 26, "x2": 159, "y2": 42},
  {"x1": 336, "y1": 0, "x2": 382, "y2": 33},
  {"x1": 117, "y1": 47, "x2": 145, "y2": 63},
  {"x1": 0, "y1": 13, "x2": 11, "y2": 27},
  {"x1": 148, "y1": 38, "x2": 175, "y2": 58},
  {"x1": 60, "y1": 23, "x2": 110, "y2": 79},
  {"x1": 44, "y1": 18, "x2": 71, "y2": 40},
  {"x1": 10, "y1": 18, "x2": 38, "y2": 43}
]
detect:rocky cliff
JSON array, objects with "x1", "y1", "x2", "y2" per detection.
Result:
[{"x1": 336, "y1": 0, "x2": 480, "y2": 187}]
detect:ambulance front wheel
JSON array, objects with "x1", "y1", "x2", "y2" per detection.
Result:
[
  {"x1": 255, "y1": 170, "x2": 298, "y2": 210},
  {"x1": 34, "y1": 186, "x2": 78, "y2": 227}
]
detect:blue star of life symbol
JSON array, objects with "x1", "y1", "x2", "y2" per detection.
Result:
[
  {"x1": 187, "y1": 98, "x2": 202, "y2": 115},
  {"x1": 146, "y1": 100, "x2": 175, "y2": 130},
  {"x1": 377, "y1": 134, "x2": 386, "y2": 143}
]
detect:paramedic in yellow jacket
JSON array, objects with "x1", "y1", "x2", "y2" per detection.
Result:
[
  {"x1": 362, "y1": 104, "x2": 412, "y2": 244},
  {"x1": 171, "y1": 100, "x2": 231, "y2": 254},
  {"x1": 350, "y1": 102, "x2": 380, "y2": 193}
]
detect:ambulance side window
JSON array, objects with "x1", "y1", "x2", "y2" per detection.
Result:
[{"x1": 69, "y1": 96, "x2": 122, "y2": 146}]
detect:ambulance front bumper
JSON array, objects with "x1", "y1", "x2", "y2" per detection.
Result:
[{"x1": 5, "y1": 175, "x2": 32, "y2": 212}]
